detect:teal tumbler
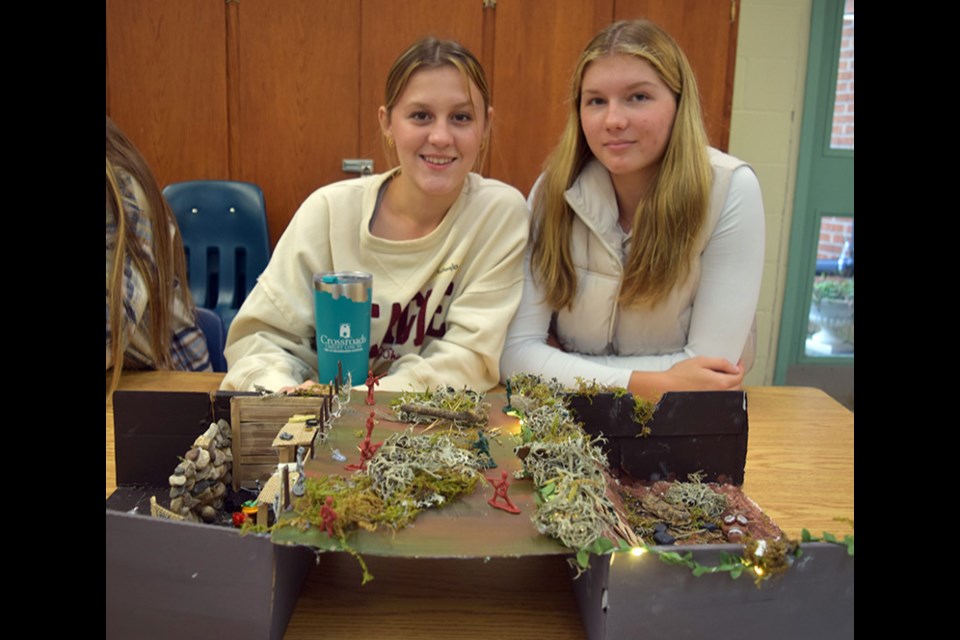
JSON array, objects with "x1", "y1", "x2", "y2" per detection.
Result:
[{"x1": 313, "y1": 271, "x2": 372, "y2": 388}]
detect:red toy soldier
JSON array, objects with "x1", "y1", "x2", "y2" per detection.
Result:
[
  {"x1": 365, "y1": 372, "x2": 384, "y2": 405},
  {"x1": 320, "y1": 496, "x2": 338, "y2": 537},
  {"x1": 487, "y1": 471, "x2": 521, "y2": 514},
  {"x1": 345, "y1": 415, "x2": 383, "y2": 472}
]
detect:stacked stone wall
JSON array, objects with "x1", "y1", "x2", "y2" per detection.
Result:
[{"x1": 168, "y1": 419, "x2": 233, "y2": 522}]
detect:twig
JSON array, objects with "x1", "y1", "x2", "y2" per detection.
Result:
[{"x1": 397, "y1": 403, "x2": 485, "y2": 426}]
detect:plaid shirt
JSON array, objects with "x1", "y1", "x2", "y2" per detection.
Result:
[{"x1": 105, "y1": 169, "x2": 211, "y2": 373}]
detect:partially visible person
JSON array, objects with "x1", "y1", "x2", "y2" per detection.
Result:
[
  {"x1": 500, "y1": 20, "x2": 764, "y2": 398},
  {"x1": 221, "y1": 37, "x2": 528, "y2": 394},
  {"x1": 106, "y1": 115, "x2": 211, "y2": 397}
]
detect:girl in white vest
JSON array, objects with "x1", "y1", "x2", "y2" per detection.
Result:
[{"x1": 500, "y1": 20, "x2": 764, "y2": 399}]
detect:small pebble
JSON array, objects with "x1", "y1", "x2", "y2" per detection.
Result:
[
  {"x1": 193, "y1": 479, "x2": 213, "y2": 494},
  {"x1": 653, "y1": 531, "x2": 676, "y2": 545},
  {"x1": 654, "y1": 522, "x2": 667, "y2": 533},
  {"x1": 195, "y1": 449, "x2": 211, "y2": 469},
  {"x1": 754, "y1": 540, "x2": 767, "y2": 557}
]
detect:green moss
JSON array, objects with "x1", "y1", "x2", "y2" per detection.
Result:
[
  {"x1": 262, "y1": 427, "x2": 485, "y2": 584},
  {"x1": 632, "y1": 397, "x2": 656, "y2": 436}
]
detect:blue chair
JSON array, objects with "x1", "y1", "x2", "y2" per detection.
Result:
[
  {"x1": 195, "y1": 307, "x2": 228, "y2": 372},
  {"x1": 163, "y1": 180, "x2": 270, "y2": 331}
]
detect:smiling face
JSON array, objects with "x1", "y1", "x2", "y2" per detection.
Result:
[
  {"x1": 579, "y1": 54, "x2": 678, "y2": 196},
  {"x1": 379, "y1": 66, "x2": 491, "y2": 212}
]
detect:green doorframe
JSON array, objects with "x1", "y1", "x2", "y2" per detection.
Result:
[{"x1": 774, "y1": 0, "x2": 854, "y2": 384}]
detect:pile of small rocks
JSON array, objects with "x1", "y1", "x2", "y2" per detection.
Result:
[{"x1": 168, "y1": 419, "x2": 233, "y2": 522}]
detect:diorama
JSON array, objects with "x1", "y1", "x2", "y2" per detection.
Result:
[{"x1": 106, "y1": 373, "x2": 854, "y2": 640}]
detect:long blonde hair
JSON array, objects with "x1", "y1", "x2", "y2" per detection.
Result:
[
  {"x1": 531, "y1": 20, "x2": 712, "y2": 309},
  {"x1": 106, "y1": 115, "x2": 194, "y2": 396}
]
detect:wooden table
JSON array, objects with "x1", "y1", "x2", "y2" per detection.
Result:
[{"x1": 106, "y1": 372, "x2": 854, "y2": 640}]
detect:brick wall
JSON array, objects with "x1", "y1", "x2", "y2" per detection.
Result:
[
  {"x1": 830, "y1": 0, "x2": 854, "y2": 149},
  {"x1": 817, "y1": 216, "x2": 853, "y2": 260}
]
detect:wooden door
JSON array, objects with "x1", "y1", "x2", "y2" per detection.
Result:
[
  {"x1": 231, "y1": 0, "x2": 362, "y2": 246},
  {"x1": 105, "y1": 0, "x2": 229, "y2": 188}
]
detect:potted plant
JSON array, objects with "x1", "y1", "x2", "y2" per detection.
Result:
[{"x1": 807, "y1": 277, "x2": 854, "y2": 353}]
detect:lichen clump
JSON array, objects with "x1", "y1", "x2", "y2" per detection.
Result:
[
  {"x1": 366, "y1": 429, "x2": 484, "y2": 508},
  {"x1": 281, "y1": 429, "x2": 484, "y2": 536},
  {"x1": 663, "y1": 472, "x2": 728, "y2": 518},
  {"x1": 620, "y1": 473, "x2": 730, "y2": 543},
  {"x1": 509, "y1": 374, "x2": 638, "y2": 559}
]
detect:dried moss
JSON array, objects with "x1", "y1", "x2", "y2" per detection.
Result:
[
  {"x1": 266, "y1": 428, "x2": 485, "y2": 584},
  {"x1": 391, "y1": 386, "x2": 490, "y2": 429},
  {"x1": 509, "y1": 373, "x2": 566, "y2": 407},
  {"x1": 507, "y1": 373, "x2": 638, "y2": 561},
  {"x1": 743, "y1": 536, "x2": 800, "y2": 585},
  {"x1": 663, "y1": 472, "x2": 728, "y2": 518}
]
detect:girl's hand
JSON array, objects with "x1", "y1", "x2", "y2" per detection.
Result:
[
  {"x1": 628, "y1": 356, "x2": 744, "y2": 398},
  {"x1": 277, "y1": 380, "x2": 324, "y2": 395},
  {"x1": 665, "y1": 356, "x2": 744, "y2": 391}
]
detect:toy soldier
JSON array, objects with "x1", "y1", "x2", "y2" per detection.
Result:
[
  {"x1": 471, "y1": 431, "x2": 497, "y2": 469},
  {"x1": 320, "y1": 496, "x2": 338, "y2": 537},
  {"x1": 487, "y1": 471, "x2": 520, "y2": 514},
  {"x1": 365, "y1": 372, "x2": 384, "y2": 405}
]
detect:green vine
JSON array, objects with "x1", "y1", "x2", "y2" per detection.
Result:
[
  {"x1": 801, "y1": 528, "x2": 855, "y2": 556},
  {"x1": 644, "y1": 535, "x2": 800, "y2": 586},
  {"x1": 575, "y1": 537, "x2": 632, "y2": 573}
]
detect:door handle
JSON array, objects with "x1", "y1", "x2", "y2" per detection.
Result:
[{"x1": 342, "y1": 159, "x2": 374, "y2": 176}]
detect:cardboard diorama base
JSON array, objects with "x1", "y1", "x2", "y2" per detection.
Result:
[{"x1": 107, "y1": 389, "x2": 853, "y2": 640}]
